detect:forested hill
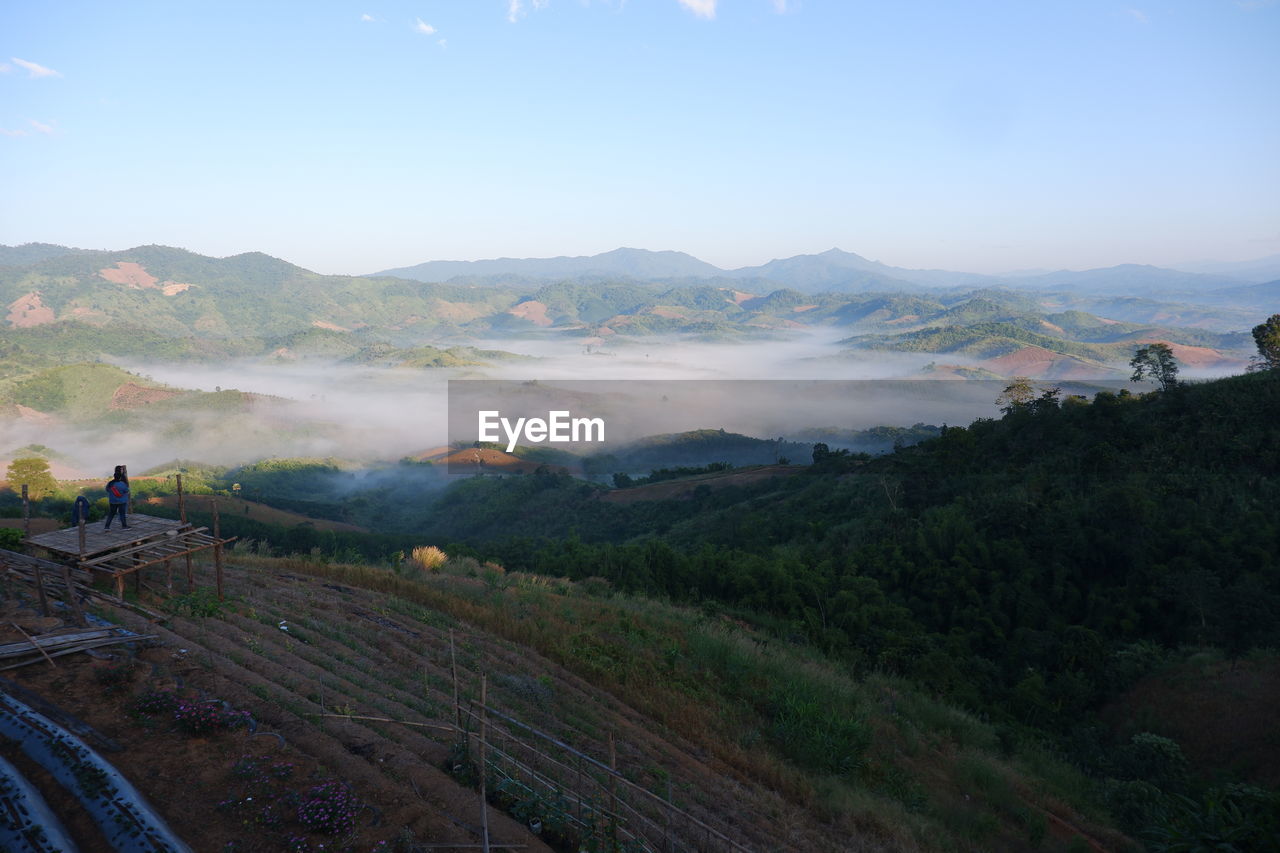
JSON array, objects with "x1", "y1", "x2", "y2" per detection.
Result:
[
  {"x1": 420, "y1": 369, "x2": 1280, "y2": 842},
  {"x1": 431, "y1": 370, "x2": 1279, "y2": 716}
]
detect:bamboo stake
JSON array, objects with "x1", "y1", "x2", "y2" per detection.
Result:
[
  {"x1": 212, "y1": 497, "x2": 223, "y2": 600},
  {"x1": 27, "y1": 485, "x2": 49, "y2": 618},
  {"x1": 178, "y1": 475, "x2": 194, "y2": 591},
  {"x1": 451, "y1": 628, "x2": 460, "y2": 730},
  {"x1": 59, "y1": 564, "x2": 86, "y2": 627},
  {"x1": 480, "y1": 674, "x2": 490, "y2": 853},
  {"x1": 609, "y1": 732, "x2": 618, "y2": 846},
  {"x1": 11, "y1": 623, "x2": 57, "y2": 668},
  {"x1": 312, "y1": 713, "x2": 457, "y2": 732}
]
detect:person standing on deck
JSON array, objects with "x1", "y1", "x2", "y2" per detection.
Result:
[{"x1": 104, "y1": 471, "x2": 130, "y2": 530}]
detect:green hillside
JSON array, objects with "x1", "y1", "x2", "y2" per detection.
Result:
[
  {"x1": 0, "y1": 245, "x2": 1255, "y2": 373},
  {"x1": 394, "y1": 370, "x2": 1280, "y2": 848}
]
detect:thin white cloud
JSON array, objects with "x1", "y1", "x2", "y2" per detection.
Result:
[
  {"x1": 11, "y1": 57, "x2": 62, "y2": 79},
  {"x1": 0, "y1": 128, "x2": 30, "y2": 137},
  {"x1": 1125, "y1": 8, "x2": 1149, "y2": 23},
  {"x1": 677, "y1": 0, "x2": 716, "y2": 19},
  {"x1": 29, "y1": 119, "x2": 54, "y2": 134},
  {"x1": 508, "y1": 0, "x2": 549, "y2": 23},
  {"x1": 437, "y1": 38, "x2": 448, "y2": 48},
  {"x1": 361, "y1": 13, "x2": 377, "y2": 22},
  {"x1": 414, "y1": 18, "x2": 436, "y2": 35},
  {"x1": 0, "y1": 62, "x2": 11, "y2": 74},
  {"x1": 772, "y1": 0, "x2": 788, "y2": 12}
]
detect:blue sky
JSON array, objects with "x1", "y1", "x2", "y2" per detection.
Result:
[{"x1": 1, "y1": 0, "x2": 1277, "y2": 275}]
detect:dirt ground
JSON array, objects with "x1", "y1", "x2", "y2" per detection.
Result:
[{"x1": 0, "y1": 557, "x2": 838, "y2": 852}]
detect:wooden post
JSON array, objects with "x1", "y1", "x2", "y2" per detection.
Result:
[
  {"x1": 176, "y1": 474, "x2": 186, "y2": 523},
  {"x1": 26, "y1": 484, "x2": 50, "y2": 617},
  {"x1": 609, "y1": 732, "x2": 618, "y2": 846},
  {"x1": 212, "y1": 497, "x2": 224, "y2": 600},
  {"x1": 479, "y1": 674, "x2": 491, "y2": 853},
  {"x1": 450, "y1": 629, "x2": 460, "y2": 730},
  {"x1": 60, "y1": 564, "x2": 86, "y2": 627},
  {"x1": 665, "y1": 777, "x2": 673, "y2": 853}
]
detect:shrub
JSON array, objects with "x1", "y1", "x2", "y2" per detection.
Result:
[
  {"x1": 410, "y1": 545, "x2": 447, "y2": 573},
  {"x1": 297, "y1": 781, "x2": 358, "y2": 835},
  {"x1": 173, "y1": 699, "x2": 251, "y2": 735}
]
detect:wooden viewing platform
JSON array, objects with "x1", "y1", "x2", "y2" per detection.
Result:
[{"x1": 23, "y1": 511, "x2": 235, "y2": 599}]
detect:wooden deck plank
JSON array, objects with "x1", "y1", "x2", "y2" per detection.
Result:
[{"x1": 24, "y1": 513, "x2": 190, "y2": 558}]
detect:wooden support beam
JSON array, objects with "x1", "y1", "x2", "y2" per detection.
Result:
[
  {"x1": 27, "y1": 484, "x2": 49, "y2": 618},
  {"x1": 59, "y1": 564, "x2": 86, "y2": 627},
  {"x1": 480, "y1": 673, "x2": 490, "y2": 853},
  {"x1": 212, "y1": 497, "x2": 223, "y2": 600}
]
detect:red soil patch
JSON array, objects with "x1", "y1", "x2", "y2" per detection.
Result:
[
  {"x1": 13, "y1": 404, "x2": 56, "y2": 424},
  {"x1": 507, "y1": 300, "x2": 553, "y2": 327},
  {"x1": 99, "y1": 262, "x2": 159, "y2": 290},
  {"x1": 792, "y1": 304, "x2": 818, "y2": 313},
  {"x1": 1133, "y1": 339, "x2": 1235, "y2": 369},
  {"x1": 1039, "y1": 320, "x2": 1066, "y2": 335},
  {"x1": 142, "y1": 495, "x2": 369, "y2": 533},
  {"x1": 429, "y1": 300, "x2": 487, "y2": 322},
  {"x1": 600, "y1": 465, "x2": 803, "y2": 504},
  {"x1": 160, "y1": 282, "x2": 192, "y2": 295},
  {"x1": 983, "y1": 346, "x2": 1070, "y2": 377},
  {"x1": 728, "y1": 290, "x2": 755, "y2": 305},
  {"x1": 311, "y1": 320, "x2": 350, "y2": 332},
  {"x1": 6, "y1": 291, "x2": 56, "y2": 328},
  {"x1": 648, "y1": 307, "x2": 688, "y2": 320},
  {"x1": 434, "y1": 447, "x2": 568, "y2": 474},
  {"x1": 109, "y1": 383, "x2": 182, "y2": 410},
  {"x1": 0, "y1": 517, "x2": 60, "y2": 535}
]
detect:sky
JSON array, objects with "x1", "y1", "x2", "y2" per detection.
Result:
[{"x1": 1, "y1": 0, "x2": 1277, "y2": 275}]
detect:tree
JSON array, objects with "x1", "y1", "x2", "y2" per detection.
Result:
[
  {"x1": 996, "y1": 376, "x2": 1035, "y2": 414},
  {"x1": 1250, "y1": 313, "x2": 1280, "y2": 372},
  {"x1": 1130, "y1": 343, "x2": 1179, "y2": 392},
  {"x1": 6, "y1": 457, "x2": 57, "y2": 501}
]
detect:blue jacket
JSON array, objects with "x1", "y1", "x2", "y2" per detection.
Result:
[{"x1": 107, "y1": 479, "x2": 129, "y2": 505}]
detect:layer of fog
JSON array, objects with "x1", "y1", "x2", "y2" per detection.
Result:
[{"x1": 2, "y1": 333, "x2": 1134, "y2": 478}]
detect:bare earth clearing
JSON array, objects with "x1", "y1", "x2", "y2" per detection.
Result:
[{"x1": 2, "y1": 557, "x2": 844, "y2": 852}]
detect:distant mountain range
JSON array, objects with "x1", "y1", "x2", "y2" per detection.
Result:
[
  {"x1": 0, "y1": 242, "x2": 1267, "y2": 384},
  {"x1": 374, "y1": 246, "x2": 1278, "y2": 297}
]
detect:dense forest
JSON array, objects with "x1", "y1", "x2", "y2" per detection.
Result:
[{"x1": 6, "y1": 368, "x2": 1279, "y2": 847}]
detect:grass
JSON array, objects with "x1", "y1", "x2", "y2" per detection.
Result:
[{"x1": 204, "y1": 549, "x2": 1131, "y2": 851}]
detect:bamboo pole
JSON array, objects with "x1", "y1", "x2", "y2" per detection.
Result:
[
  {"x1": 480, "y1": 674, "x2": 490, "y2": 853},
  {"x1": 178, "y1": 474, "x2": 193, "y2": 591},
  {"x1": 609, "y1": 732, "x2": 618, "y2": 846},
  {"x1": 26, "y1": 485, "x2": 49, "y2": 617},
  {"x1": 59, "y1": 564, "x2": 86, "y2": 627},
  {"x1": 465, "y1": 701, "x2": 749, "y2": 852},
  {"x1": 450, "y1": 629, "x2": 460, "y2": 730},
  {"x1": 212, "y1": 497, "x2": 223, "y2": 600}
]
